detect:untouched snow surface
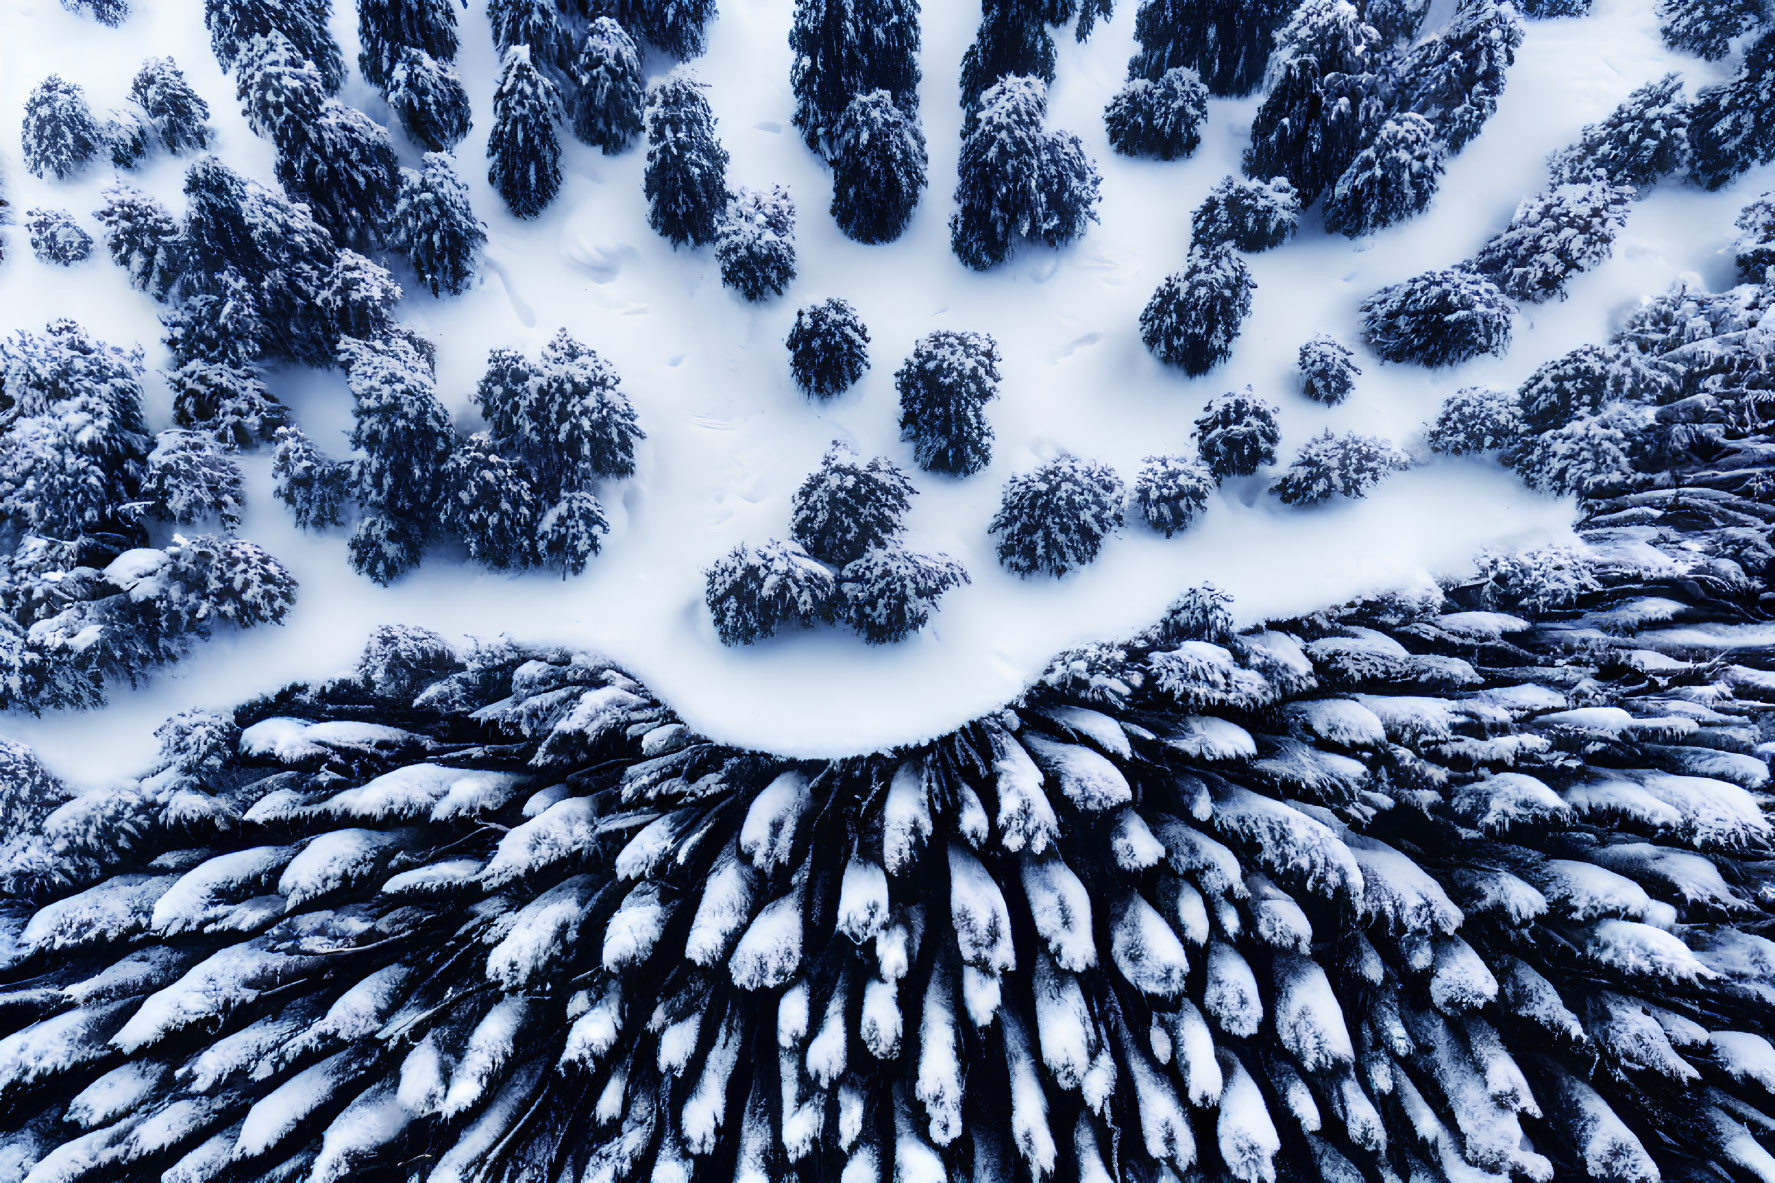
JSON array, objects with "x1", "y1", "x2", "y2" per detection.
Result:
[{"x1": 2, "y1": 0, "x2": 1771, "y2": 781}]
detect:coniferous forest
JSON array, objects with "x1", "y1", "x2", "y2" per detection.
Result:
[{"x1": 2, "y1": 0, "x2": 1775, "y2": 1181}]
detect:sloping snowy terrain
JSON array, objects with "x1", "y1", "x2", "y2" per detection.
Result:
[{"x1": 0, "y1": 0, "x2": 1768, "y2": 780}]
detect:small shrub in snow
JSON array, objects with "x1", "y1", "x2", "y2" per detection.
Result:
[
  {"x1": 572, "y1": 18, "x2": 645, "y2": 154},
  {"x1": 789, "y1": 444, "x2": 915, "y2": 566},
  {"x1": 1360, "y1": 268, "x2": 1514, "y2": 366},
  {"x1": 830, "y1": 90, "x2": 927, "y2": 244},
  {"x1": 1658, "y1": 0, "x2": 1766, "y2": 59},
  {"x1": 1299, "y1": 335, "x2": 1360, "y2": 405},
  {"x1": 388, "y1": 49, "x2": 472, "y2": 152},
  {"x1": 838, "y1": 547, "x2": 968, "y2": 644},
  {"x1": 22, "y1": 75, "x2": 101, "y2": 180},
  {"x1": 1194, "y1": 389, "x2": 1280, "y2": 480},
  {"x1": 1469, "y1": 183, "x2": 1634, "y2": 303},
  {"x1": 705, "y1": 539, "x2": 836, "y2": 645},
  {"x1": 25, "y1": 209, "x2": 93, "y2": 266},
  {"x1": 538, "y1": 489, "x2": 609, "y2": 577},
  {"x1": 1104, "y1": 67, "x2": 1208, "y2": 160},
  {"x1": 441, "y1": 434, "x2": 541, "y2": 570},
  {"x1": 1271, "y1": 431, "x2": 1409, "y2": 505},
  {"x1": 487, "y1": 45, "x2": 563, "y2": 219},
  {"x1": 1323, "y1": 113, "x2": 1444, "y2": 239},
  {"x1": 717, "y1": 187, "x2": 797, "y2": 302},
  {"x1": 1546, "y1": 73, "x2": 1690, "y2": 190},
  {"x1": 1141, "y1": 247, "x2": 1255, "y2": 375},
  {"x1": 271, "y1": 427, "x2": 352, "y2": 530},
  {"x1": 390, "y1": 154, "x2": 487, "y2": 298},
  {"x1": 1189, "y1": 175, "x2": 1300, "y2": 252},
  {"x1": 1734, "y1": 193, "x2": 1775, "y2": 281},
  {"x1": 1132, "y1": 454, "x2": 1214, "y2": 536},
  {"x1": 896, "y1": 330, "x2": 1001, "y2": 476},
  {"x1": 129, "y1": 57, "x2": 212, "y2": 155},
  {"x1": 989, "y1": 455, "x2": 1125, "y2": 577},
  {"x1": 645, "y1": 75, "x2": 730, "y2": 247},
  {"x1": 786, "y1": 299, "x2": 870, "y2": 399},
  {"x1": 94, "y1": 185, "x2": 182, "y2": 299},
  {"x1": 142, "y1": 430, "x2": 245, "y2": 531},
  {"x1": 171, "y1": 363, "x2": 289, "y2": 449},
  {"x1": 1427, "y1": 387, "x2": 1524, "y2": 456},
  {"x1": 349, "y1": 513, "x2": 426, "y2": 585}
]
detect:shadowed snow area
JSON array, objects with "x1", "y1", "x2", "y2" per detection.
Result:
[{"x1": 1, "y1": 0, "x2": 1768, "y2": 780}]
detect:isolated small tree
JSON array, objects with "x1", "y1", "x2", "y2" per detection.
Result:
[
  {"x1": 129, "y1": 58, "x2": 213, "y2": 154},
  {"x1": 1546, "y1": 73, "x2": 1690, "y2": 189},
  {"x1": 357, "y1": 0, "x2": 459, "y2": 92},
  {"x1": 1658, "y1": 0, "x2": 1766, "y2": 59},
  {"x1": 1323, "y1": 113, "x2": 1444, "y2": 238},
  {"x1": 789, "y1": 0, "x2": 922, "y2": 155},
  {"x1": 1194, "y1": 388, "x2": 1280, "y2": 479},
  {"x1": 790, "y1": 444, "x2": 916, "y2": 566},
  {"x1": 349, "y1": 513, "x2": 426, "y2": 584},
  {"x1": 390, "y1": 154, "x2": 487, "y2": 298},
  {"x1": 1427, "y1": 386, "x2": 1524, "y2": 455},
  {"x1": 896, "y1": 330, "x2": 1002, "y2": 476},
  {"x1": 572, "y1": 18, "x2": 645, "y2": 153},
  {"x1": 488, "y1": 0, "x2": 564, "y2": 67},
  {"x1": 441, "y1": 433, "x2": 540, "y2": 570},
  {"x1": 488, "y1": 45, "x2": 563, "y2": 218},
  {"x1": 830, "y1": 91, "x2": 927, "y2": 244},
  {"x1": 1469, "y1": 182, "x2": 1634, "y2": 302},
  {"x1": 1189, "y1": 175, "x2": 1299, "y2": 252},
  {"x1": 474, "y1": 329, "x2": 645, "y2": 494},
  {"x1": 1131, "y1": 454, "x2": 1214, "y2": 536},
  {"x1": 1104, "y1": 67, "x2": 1208, "y2": 160},
  {"x1": 705, "y1": 539, "x2": 837, "y2": 645},
  {"x1": 786, "y1": 300, "x2": 870, "y2": 399},
  {"x1": 271, "y1": 426, "x2": 352, "y2": 528},
  {"x1": 1140, "y1": 247, "x2": 1255, "y2": 375},
  {"x1": 26, "y1": 209, "x2": 93, "y2": 266},
  {"x1": 1733, "y1": 192, "x2": 1775, "y2": 281},
  {"x1": 990, "y1": 455, "x2": 1125, "y2": 576},
  {"x1": 171, "y1": 362, "x2": 289, "y2": 449},
  {"x1": 839, "y1": 548, "x2": 968, "y2": 643},
  {"x1": 538, "y1": 490, "x2": 609, "y2": 577},
  {"x1": 716, "y1": 188, "x2": 797, "y2": 302},
  {"x1": 22, "y1": 76, "x2": 101, "y2": 180},
  {"x1": 1299, "y1": 335, "x2": 1360, "y2": 405},
  {"x1": 94, "y1": 186, "x2": 183, "y2": 299},
  {"x1": 1128, "y1": 0, "x2": 1297, "y2": 96},
  {"x1": 1360, "y1": 268, "x2": 1514, "y2": 366},
  {"x1": 142, "y1": 430, "x2": 245, "y2": 531},
  {"x1": 388, "y1": 49, "x2": 472, "y2": 152},
  {"x1": 1271, "y1": 431, "x2": 1409, "y2": 505},
  {"x1": 1687, "y1": 29, "x2": 1775, "y2": 190},
  {"x1": 644, "y1": 75, "x2": 731, "y2": 247}
]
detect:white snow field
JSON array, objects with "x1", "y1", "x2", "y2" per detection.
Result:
[{"x1": 1, "y1": 0, "x2": 1770, "y2": 781}]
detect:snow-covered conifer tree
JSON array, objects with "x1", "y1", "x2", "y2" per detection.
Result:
[
  {"x1": 204, "y1": 0, "x2": 344, "y2": 91},
  {"x1": 790, "y1": 444, "x2": 916, "y2": 566},
  {"x1": 1360, "y1": 267, "x2": 1514, "y2": 365},
  {"x1": 233, "y1": 31, "x2": 325, "y2": 143},
  {"x1": 1547, "y1": 73, "x2": 1690, "y2": 189},
  {"x1": 1396, "y1": 0, "x2": 1525, "y2": 153},
  {"x1": 1469, "y1": 182, "x2": 1633, "y2": 302},
  {"x1": 487, "y1": 45, "x2": 563, "y2": 219},
  {"x1": 1511, "y1": 403, "x2": 1648, "y2": 495},
  {"x1": 103, "y1": 106, "x2": 153, "y2": 170},
  {"x1": 275, "y1": 100, "x2": 401, "y2": 251},
  {"x1": 1140, "y1": 246, "x2": 1255, "y2": 375},
  {"x1": 357, "y1": 0, "x2": 459, "y2": 93},
  {"x1": 474, "y1": 329, "x2": 645, "y2": 496},
  {"x1": 786, "y1": 299, "x2": 870, "y2": 398},
  {"x1": 1193, "y1": 387, "x2": 1280, "y2": 479},
  {"x1": 1243, "y1": 56, "x2": 1386, "y2": 207},
  {"x1": 959, "y1": 0, "x2": 1057, "y2": 114},
  {"x1": 1515, "y1": 342, "x2": 1675, "y2": 433},
  {"x1": 1658, "y1": 0, "x2": 1768, "y2": 58},
  {"x1": 1734, "y1": 191, "x2": 1775, "y2": 280},
  {"x1": 319, "y1": 251, "x2": 403, "y2": 345},
  {"x1": 1298, "y1": 334, "x2": 1360, "y2": 405},
  {"x1": 538, "y1": 489, "x2": 609, "y2": 576},
  {"x1": 1519, "y1": 0, "x2": 1590, "y2": 13},
  {"x1": 170, "y1": 362, "x2": 288, "y2": 449},
  {"x1": 343, "y1": 335, "x2": 455, "y2": 532},
  {"x1": 990, "y1": 454, "x2": 1125, "y2": 575},
  {"x1": 1365, "y1": 0, "x2": 1431, "y2": 41},
  {"x1": 59, "y1": 0, "x2": 129, "y2": 24},
  {"x1": 94, "y1": 185, "x2": 183, "y2": 299},
  {"x1": 839, "y1": 547, "x2": 968, "y2": 642},
  {"x1": 162, "y1": 271, "x2": 264, "y2": 369},
  {"x1": 705, "y1": 539, "x2": 837, "y2": 644},
  {"x1": 605, "y1": 0, "x2": 718, "y2": 59},
  {"x1": 1189, "y1": 175, "x2": 1299, "y2": 252},
  {"x1": 644, "y1": 74, "x2": 731, "y2": 246},
  {"x1": 788, "y1": 0, "x2": 921, "y2": 155},
  {"x1": 1271, "y1": 430, "x2": 1409, "y2": 504},
  {"x1": 1131, "y1": 453, "x2": 1214, "y2": 535},
  {"x1": 830, "y1": 91, "x2": 927, "y2": 244},
  {"x1": 21, "y1": 76, "x2": 101, "y2": 181},
  {"x1": 128, "y1": 58, "x2": 213, "y2": 155},
  {"x1": 1127, "y1": 0, "x2": 1297, "y2": 95},
  {"x1": 1103, "y1": 67, "x2": 1208, "y2": 160},
  {"x1": 142, "y1": 430, "x2": 246, "y2": 530},
  {"x1": 896, "y1": 330, "x2": 1002, "y2": 475},
  {"x1": 388, "y1": 49, "x2": 472, "y2": 152},
  {"x1": 717, "y1": 187, "x2": 797, "y2": 302},
  {"x1": 349, "y1": 512, "x2": 426, "y2": 584},
  {"x1": 952, "y1": 75, "x2": 1100, "y2": 269},
  {"x1": 25, "y1": 209, "x2": 92, "y2": 266},
  {"x1": 488, "y1": 0, "x2": 565, "y2": 68},
  {"x1": 1688, "y1": 28, "x2": 1775, "y2": 189},
  {"x1": 270, "y1": 425, "x2": 352, "y2": 528},
  {"x1": 1322, "y1": 112, "x2": 1445, "y2": 238},
  {"x1": 389, "y1": 153, "x2": 487, "y2": 298},
  {"x1": 441, "y1": 433, "x2": 541, "y2": 570},
  {"x1": 571, "y1": 18, "x2": 645, "y2": 153},
  {"x1": 1427, "y1": 385, "x2": 1524, "y2": 454}
]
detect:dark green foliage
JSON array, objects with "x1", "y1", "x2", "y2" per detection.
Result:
[
  {"x1": 990, "y1": 454, "x2": 1125, "y2": 575},
  {"x1": 786, "y1": 299, "x2": 871, "y2": 399}
]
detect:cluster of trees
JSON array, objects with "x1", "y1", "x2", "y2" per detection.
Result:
[
  {"x1": 274, "y1": 329, "x2": 643, "y2": 583},
  {"x1": 358, "y1": 0, "x2": 468, "y2": 152},
  {"x1": 21, "y1": 59, "x2": 212, "y2": 182},
  {"x1": 705, "y1": 444, "x2": 967, "y2": 645},
  {"x1": 0, "y1": 321, "x2": 294, "y2": 711},
  {"x1": 9, "y1": 369, "x2": 1771, "y2": 1181},
  {"x1": 1659, "y1": 0, "x2": 1769, "y2": 59}
]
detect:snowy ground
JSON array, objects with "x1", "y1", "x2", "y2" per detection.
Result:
[{"x1": 1, "y1": 0, "x2": 1771, "y2": 783}]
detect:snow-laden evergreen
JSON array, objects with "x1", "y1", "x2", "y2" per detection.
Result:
[
  {"x1": 1546, "y1": 72, "x2": 1690, "y2": 190},
  {"x1": 93, "y1": 186, "x2": 182, "y2": 300},
  {"x1": 21, "y1": 76, "x2": 101, "y2": 181},
  {"x1": 386, "y1": 49, "x2": 472, "y2": 153},
  {"x1": 705, "y1": 539, "x2": 838, "y2": 644},
  {"x1": 1127, "y1": 0, "x2": 1296, "y2": 96},
  {"x1": 1189, "y1": 175, "x2": 1299, "y2": 252},
  {"x1": 24, "y1": 209, "x2": 93, "y2": 267},
  {"x1": 1193, "y1": 387, "x2": 1281, "y2": 480},
  {"x1": 1426, "y1": 386, "x2": 1525, "y2": 456},
  {"x1": 1103, "y1": 67, "x2": 1208, "y2": 160},
  {"x1": 603, "y1": 0, "x2": 719, "y2": 60},
  {"x1": 1322, "y1": 113, "x2": 1445, "y2": 239},
  {"x1": 128, "y1": 58, "x2": 213, "y2": 156},
  {"x1": 486, "y1": 45, "x2": 564, "y2": 220},
  {"x1": 1658, "y1": 0, "x2": 1768, "y2": 58},
  {"x1": 1131, "y1": 453, "x2": 1214, "y2": 536},
  {"x1": 487, "y1": 0, "x2": 565, "y2": 69},
  {"x1": 716, "y1": 187, "x2": 797, "y2": 302},
  {"x1": 1469, "y1": 181, "x2": 1634, "y2": 302},
  {"x1": 895, "y1": 329, "x2": 1002, "y2": 476},
  {"x1": 571, "y1": 18, "x2": 645, "y2": 154},
  {"x1": 958, "y1": 0, "x2": 1058, "y2": 115},
  {"x1": 388, "y1": 153, "x2": 487, "y2": 298},
  {"x1": 1271, "y1": 430, "x2": 1411, "y2": 505},
  {"x1": 1141, "y1": 246, "x2": 1255, "y2": 375},
  {"x1": 1395, "y1": 0, "x2": 1525, "y2": 154},
  {"x1": 270, "y1": 427, "x2": 351, "y2": 530},
  {"x1": 1360, "y1": 267, "x2": 1515, "y2": 366},
  {"x1": 1736, "y1": 191, "x2": 1775, "y2": 281},
  {"x1": 838, "y1": 547, "x2": 969, "y2": 643},
  {"x1": 356, "y1": 0, "x2": 459, "y2": 94},
  {"x1": 789, "y1": 444, "x2": 916, "y2": 566},
  {"x1": 1298, "y1": 334, "x2": 1360, "y2": 405},
  {"x1": 786, "y1": 299, "x2": 871, "y2": 399},
  {"x1": 829, "y1": 90, "x2": 927, "y2": 244},
  {"x1": 989, "y1": 454, "x2": 1125, "y2": 576},
  {"x1": 203, "y1": 0, "x2": 344, "y2": 93},
  {"x1": 788, "y1": 0, "x2": 921, "y2": 157},
  {"x1": 644, "y1": 74, "x2": 731, "y2": 247},
  {"x1": 1688, "y1": 26, "x2": 1775, "y2": 189}
]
